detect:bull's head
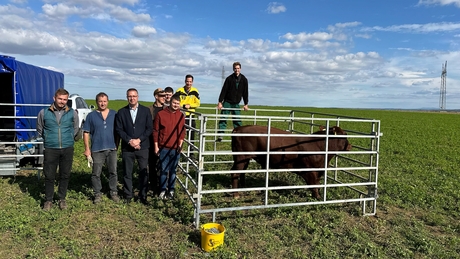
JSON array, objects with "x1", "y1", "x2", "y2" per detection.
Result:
[
  {"x1": 318, "y1": 125, "x2": 345, "y2": 135},
  {"x1": 318, "y1": 125, "x2": 352, "y2": 151}
]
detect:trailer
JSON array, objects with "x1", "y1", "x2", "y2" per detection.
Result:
[{"x1": 0, "y1": 55, "x2": 64, "y2": 176}]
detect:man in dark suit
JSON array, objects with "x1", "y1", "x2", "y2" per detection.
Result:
[{"x1": 116, "y1": 88, "x2": 153, "y2": 204}]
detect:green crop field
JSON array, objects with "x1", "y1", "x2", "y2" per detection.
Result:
[{"x1": 1, "y1": 101, "x2": 459, "y2": 258}]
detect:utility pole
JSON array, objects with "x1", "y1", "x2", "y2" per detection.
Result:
[
  {"x1": 221, "y1": 66, "x2": 225, "y2": 87},
  {"x1": 439, "y1": 61, "x2": 447, "y2": 110}
]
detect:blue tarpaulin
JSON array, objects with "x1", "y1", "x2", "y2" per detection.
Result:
[{"x1": 0, "y1": 56, "x2": 64, "y2": 141}]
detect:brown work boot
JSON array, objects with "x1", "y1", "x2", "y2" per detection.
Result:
[
  {"x1": 43, "y1": 201, "x2": 52, "y2": 211},
  {"x1": 93, "y1": 193, "x2": 103, "y2": 204},
  {"x1": 110, "y1": 192, "x2": 120, "y2": 203},
  {"x1": 59, "y1": 200, "x2": 67, "y2": 210}
]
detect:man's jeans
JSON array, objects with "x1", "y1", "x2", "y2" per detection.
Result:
[
  {"x1": 159, "y1": 148, "x2": 180, "y2": 192},
  {"x1": 91, "y1": 149, "x2": 118, "y2": 195},
  {"x1": 43, "y1": 147, "x2": 74, "y2": 201}
]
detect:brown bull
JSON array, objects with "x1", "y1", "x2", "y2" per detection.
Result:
[{"x1": 230, "y1": 125, "x2": 352, "y2": 199}]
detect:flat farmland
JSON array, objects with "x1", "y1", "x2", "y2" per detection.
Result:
[{"x1": 0, "y1": 102, "x2": 459, "y2": 258}]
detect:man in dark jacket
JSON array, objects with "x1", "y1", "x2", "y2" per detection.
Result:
[
  {"x1": 37, "y1": 88, "x2": 79, "y2": 211},
  {"x1": 148, "y1": 88, "x2": 167, "y2": 195},
  {"x1": 116, "y1": 88, "x2": 153, "y2": 204},
  {"x1": 216, "y1": 61, "x2": 249, "y2": 142}
]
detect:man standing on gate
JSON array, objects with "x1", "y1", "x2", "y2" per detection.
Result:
[
  {"x1": 176, "y1": 74, "x2": 200, "y2": 148},
  {"x1": 37, "y1": 88, "x2": 79, "y2": 211},
  {"x1": 83, "y1": 92, "x2": 120, "y2": 204},
  {"x1": 116, "y1": 88, "x2": 152, "y2": 205},
  {"x1": 216, "y1": 62, "x2": 249, "y2": 142}
]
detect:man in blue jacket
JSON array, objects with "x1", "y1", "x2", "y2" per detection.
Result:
[
  {"x1": 116, "y1": 88, "x2": 153, "y2": 204},
  {"x1": 37, "y1": 88, "x2": 79, "y2": 211}
]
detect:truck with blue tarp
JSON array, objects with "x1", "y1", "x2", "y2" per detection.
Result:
[{"x1": 0, "y1": 55, "x2": 63, "y2": 176}]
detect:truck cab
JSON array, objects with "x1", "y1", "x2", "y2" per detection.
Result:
[{"x1": 68, "y1": 94, "x2": 94, "y2": 128}]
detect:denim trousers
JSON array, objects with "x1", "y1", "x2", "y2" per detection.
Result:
[
  {"x1": 91, "y1": 149, "x2": 118, "y2": 195},
  {"x1": 122, "y1": 149, "x2": 149, "y2": 199},
  {"x1": 159, "y1": 148, "x2": 180, "y2": 192},
  {"x1": 43, "y1": 147, "x2": 74, "y2": 201}
]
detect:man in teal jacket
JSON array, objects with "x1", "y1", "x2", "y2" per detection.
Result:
[{"x1": 37, "y1": 88, "x2": 79, "y2": 211}]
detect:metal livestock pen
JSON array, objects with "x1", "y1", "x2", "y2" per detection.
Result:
[{"x1": 173, "y1": 108, "x2": 381, "y2": 228}]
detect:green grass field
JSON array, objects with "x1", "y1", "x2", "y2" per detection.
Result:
[{"x1": 1, "y1": 101, "x2": 459, "y2": 258}]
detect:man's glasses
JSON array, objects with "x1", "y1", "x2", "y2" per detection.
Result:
[{"x1": 127, "y1": 95, "x2": 138, "y2": 98}]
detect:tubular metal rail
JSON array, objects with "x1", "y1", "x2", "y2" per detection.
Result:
[
  {"x1": 0, "y1": 103, "x2": 46, "y2": 176},
  {"x1": 176, "y1": 108, "x2": 381, "y2": 228}
]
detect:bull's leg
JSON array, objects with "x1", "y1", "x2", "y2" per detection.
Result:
[
  {"x1": 231, "y1": 158, "x2": 250, "y2": 198},
  {"x1": 239, "y1": 162, "x2": 248, "y2": 187},
  {"x1": 297, "y1": 171, "x2": 321, "y2": 200}
]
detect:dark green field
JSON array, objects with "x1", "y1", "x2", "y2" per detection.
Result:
[{"x1": 1, "y1": 101, "x2": 459, "y2": 258}]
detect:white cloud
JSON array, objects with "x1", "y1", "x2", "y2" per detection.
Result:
[
  {"x1": 418, "y1": 0, "x2": 460, "y2": 8},
  {"x1": 266, "y1": 2, "x2": 286, "y2": 14},
  {"x1": 242, "y1": 39, "x2": 272, "y2": 52},
  {"x1": 282, "y1": 32, "x2": 333, "y2": 41},
  {"x1": 204, "y1": 39, "x2": 244, "y2": 55},
  {"x1": 2, "y1": 1, "x2": 460, "y2": 109},
  {"x1": 41, "y1": 1, "x2": 150, "y2": 22},
  {"x1": 109, "y1": 5, "x2": 150, "y2": 22},
  {"x1": 10, "y1": 0, "x2": 28, "y2": 4},
  {"x1": 363, "y1": 22, "x2": 460, "y2": 33},
  {"x1": 334, "y1": 21, "x2": 361, "y2": 28},
  {"x1": 131, "y1": 25, "x2": 156, "y2": 37}
]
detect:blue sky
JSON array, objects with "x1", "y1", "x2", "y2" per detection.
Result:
[{"x1": 1, "y1": 0, "x2": 459, "y2": 109}]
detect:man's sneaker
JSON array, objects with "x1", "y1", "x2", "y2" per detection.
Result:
[
  {"x1": 159, "y1": 190, "x2": 166, "y2": 200},
  {"x1": 59, "y1": 200, "x2": 67, "y2": 210},
  {"x1": 111, "y1": 193, "x2": 120, "y2": 203},
  {"x1": 43, "y1": 201, "x2": 52, "y2": 211},
  {"x1": 167, "y1": 190, "x2": 175, "y2": 200},
  {"x1": 216, "y1": 137, "x2": 223, "y2": 142},
  {"x1": 93, "y1": 194, "x2": 103, "y2": 204}
]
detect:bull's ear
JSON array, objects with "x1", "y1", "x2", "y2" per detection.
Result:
[
  {"x1": 333, "y1": 126, "x2": 344, "y2": 135},
  {"x1": 319, "y1": 125, "x2": 325, "y2": 131}
]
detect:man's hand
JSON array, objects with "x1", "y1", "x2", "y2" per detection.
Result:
[
  {"x1": 184, "y1": 104, "x2": 191, "y2": 109},
  {"x1": 217, "y1": 102, "x2": 223, "y2": 110},
  {"x1": 243, "y1": 104, "x2": 249, "y2": 111},
  {"x1": 129, "y1": 138, "x2": 141, "y2": 148},
  {"x1": 83, "y1": 149, "x2": 91, "y2": 158},
  {"x1": 87, "y1": 155, "x2": 93, "y2": 168}
]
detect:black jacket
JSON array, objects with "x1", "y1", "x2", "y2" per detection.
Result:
[
  {"x1": 115, "y1": 104, "x2": 153, "y2": 151},
  {"x1": 218, "y1": 73, "x2": 248, "y2": 105}
]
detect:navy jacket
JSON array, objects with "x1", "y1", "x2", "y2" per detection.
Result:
[{"x1": 115, "y1": 104, "x2": 153, "y2": 152}]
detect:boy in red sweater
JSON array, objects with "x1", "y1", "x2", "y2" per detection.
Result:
[{"x1": 153, "y1": 95, "x2": 185, "y2": 199}]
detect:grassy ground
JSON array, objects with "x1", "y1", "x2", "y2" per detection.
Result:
[{"x1": 1, "y1": 102, "x2": 459, "y2": 258}]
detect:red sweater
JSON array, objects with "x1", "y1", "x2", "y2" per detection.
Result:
[{"x1": 153, "y1": 108, "x2": 185, "y2": 149}]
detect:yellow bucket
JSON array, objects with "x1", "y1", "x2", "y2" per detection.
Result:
[{"x1": 200, "y1": 223, "x2": 226, "y2": 252}]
